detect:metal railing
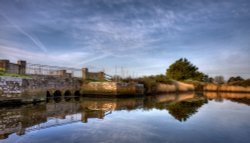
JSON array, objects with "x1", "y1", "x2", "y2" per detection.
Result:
[{"x1": 26, "y1": 63, "x2": 82, "y2": 78}]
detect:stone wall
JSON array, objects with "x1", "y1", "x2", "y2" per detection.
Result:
[
  {"x1": 0, "y1": 75, "x2": 81, "y2": 103},
  {"x1": 81, "y1": 82, "x2": 117, "y2": 95},
  {"x1": 81, "y1": 82, "x2": 144, "y2": 96}
]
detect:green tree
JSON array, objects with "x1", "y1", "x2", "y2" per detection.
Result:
[
  {"x1": 214, "y1": 75, "x2": 225, "y2": 84},
  {"x1": 227, "y1": 76, "x2": 244, "y2": 83},
  {"x1": 166, "y1": 58, "x2": 206, "y2": 81}
]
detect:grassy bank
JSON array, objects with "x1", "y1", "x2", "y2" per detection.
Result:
[{"x1": 0, "y1": 70, "x2": 30, "y2": 78}]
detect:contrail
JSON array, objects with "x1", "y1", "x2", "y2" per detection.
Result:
[
  {"x1": 0, "y1": 13, "x2": 47, "y2": 53},
  {"x1": 76, "y1": 53, "x2": 111, "y2": 66}
]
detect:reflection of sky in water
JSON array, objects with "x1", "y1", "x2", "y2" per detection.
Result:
[{"x1": 1, "y1": 99, "x2": 250, "y2": 143}]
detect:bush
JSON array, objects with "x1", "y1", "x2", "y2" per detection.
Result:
[{"x1": 166, "y1": 58, "x2": 207, "y2": 81}]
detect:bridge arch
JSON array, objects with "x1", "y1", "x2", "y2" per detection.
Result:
[
  {"x1": 74, "y1": 90, "x2": 81, "y2": 97},
  {"x1": 53, "y1": 90, "x2": 62, "y2": 97},
  {"x1": 64, "y1": 90, "x2": 72, "y2": 97},
  {"x1": 46, "y1": 91, "x2": 51, "y2": 98}
]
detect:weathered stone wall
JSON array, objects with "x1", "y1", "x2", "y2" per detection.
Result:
[
  {"x1": 81, "y1": 82, "x2": 117, "y2": 95},
  {"x1": 81, "y1": 82, "x2": 144, "y2": 96},
  {"x1": 0, "y1": 76, "x2": 81, "y2": 103}
]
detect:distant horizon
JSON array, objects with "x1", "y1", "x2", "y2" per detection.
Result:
[{"x1": 0, "y1": 0, "x2": 250, "y2": 79}]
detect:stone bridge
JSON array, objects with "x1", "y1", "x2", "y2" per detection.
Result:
[{"x1": 0, "y1": 75, "x2": 81, "y2": 103}]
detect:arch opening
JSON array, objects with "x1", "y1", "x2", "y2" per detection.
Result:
[
  {"x1": 54, "y1": 90, "x2": 62, "y2": 97},
  {"x1": 46, "y1": 91, "x2": 51, "y2": 98},
  {"x1": 64, "y1": 90, "x2": 72, "y2": 97},
  {"x1": 74, "y1": 90, "x2": 81, "y2": 97}
]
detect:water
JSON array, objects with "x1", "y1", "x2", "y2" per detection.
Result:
[{"x1": 0, "y1": 93, "x2": 250, "y2": 143}]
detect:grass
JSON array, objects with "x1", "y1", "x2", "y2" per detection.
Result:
[{"x1": 0, "y1": 70, "x2": 30, "y2": 78}]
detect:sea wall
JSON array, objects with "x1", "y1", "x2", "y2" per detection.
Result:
[
  {"x1": 0, "y1": 76, "x2": 81, "y2": 103},
  {"x1": 204, "y1": 83, "x2": 250, "y2": 93}
]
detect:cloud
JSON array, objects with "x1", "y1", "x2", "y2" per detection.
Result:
[
  {"x1": 0, "y1": 45, "x2": 109, "y2": 68},
  {"x1": 0, "y1": 13, "x2": 48, "y2": 53},
  {"x1": 0, "y1": 0, "x2": 249, "y2": 77}
]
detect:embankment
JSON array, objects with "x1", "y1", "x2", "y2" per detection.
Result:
[
  {"x1": 81, "y1": 82, "x2": 144, "y2": 97},
  {"x1": 153, "y1": 81, "x2": 194, "y2": 94},
  {"x1": 204, "y1": 84, "x2": 250, "y2": 93}
]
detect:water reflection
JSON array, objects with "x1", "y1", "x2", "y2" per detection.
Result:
[
  {"x1": 144, "y1": 93, "x2": 207, "y2": 121},
  {"x1": 204, "y1": 92, "x2": 250, "y2": 106},
  {"x1": 0, "y1": 105, "x2": 47, "y2": 139},
  {"x1": 0, "y1": 92, "x2": 250, "y2": 142}
]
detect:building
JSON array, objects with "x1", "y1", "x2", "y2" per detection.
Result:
[
  {"x1": 49, "y1": 70, "x2": 72, "y2": 78},
  {"x1": 0, "y1": 60, "x2": 26, "y2": 74},
  {"x1": 82, "y1": 68, "x2": 105, "y2": 81}
]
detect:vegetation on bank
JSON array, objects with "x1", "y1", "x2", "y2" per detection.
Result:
[
  {"x1": 166, "y1": 58, "x2": 208, "y2": 82},
  {"x1": 227, "y1": 79, "x2": 250, "y2": 87},
  {"x1": 122, "y1": 74, "x2": 174, "y2": 94},
  {"x1": 119, "y1": 58, "x2": 250, "y2": 94},
  {"x1": 0, "y1": 69, "x2": 30, "y2": 78}
]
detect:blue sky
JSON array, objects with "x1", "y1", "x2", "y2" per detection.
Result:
[{"x1": 0, "y1": 0, "x2": 250, "y2": 79}]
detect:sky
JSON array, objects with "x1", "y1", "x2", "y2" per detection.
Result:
[{"x1": 0, "y1": 0, "x2": 250, "y2": 79}]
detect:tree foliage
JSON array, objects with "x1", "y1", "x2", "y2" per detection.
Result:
[
  {"x1": 227, "y1": 76, "x2": 244, "y2": 83},
  {"x1": 214, "y1": 76, "x2": 225, "y2": 84},
  {"x1": 166, "y1": 58, "x2": 206, "y2": 81}
]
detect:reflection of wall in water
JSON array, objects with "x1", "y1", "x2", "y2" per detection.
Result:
[
  {"x1": 80, "y1": 98, "x2": 144, "y2": 111},
  {"x1": 0, "y1": 105, "x2": 46, "y2": 139},
  {"x1": 46, "y1": 101, "x2": 81, "y2": 119},
  {"x1": 204, "y1": 92, "x2": 250, "y2": 106},
  {"x1": 81, "y1": 110, "x2": 106, "y2": 123},
  {"x1": 80, "y1": 98, "x2": 143, "y2": 122}
]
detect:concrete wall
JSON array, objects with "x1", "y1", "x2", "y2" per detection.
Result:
[
  {"x1": 81, "y1": 82, "x2": 144, "y2": 96},
  {"x1": 0, "y1": 76, "x2": 81, "y2": 103},
  {"x1": 81, "y1": 82, "x2": 117, "y2": 95}
]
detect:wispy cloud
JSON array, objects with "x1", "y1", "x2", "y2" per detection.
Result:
[
  {"x1": 0, "y1": 0, "x2": 249, "y2": 78},
  {"x1": 0, "y1": 13, "x2": 48, "y2": 53},
  {"x1": 0, "y1": 45, "x2": 109, "y2": 68}
]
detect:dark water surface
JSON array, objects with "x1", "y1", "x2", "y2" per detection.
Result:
[{"x1": 0, "y1": 93, "x2": 250, "y2": 143}]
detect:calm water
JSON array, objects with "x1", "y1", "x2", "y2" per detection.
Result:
[{"x1": 1, "y1": 93, "x2": 250, "y2": 143}]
